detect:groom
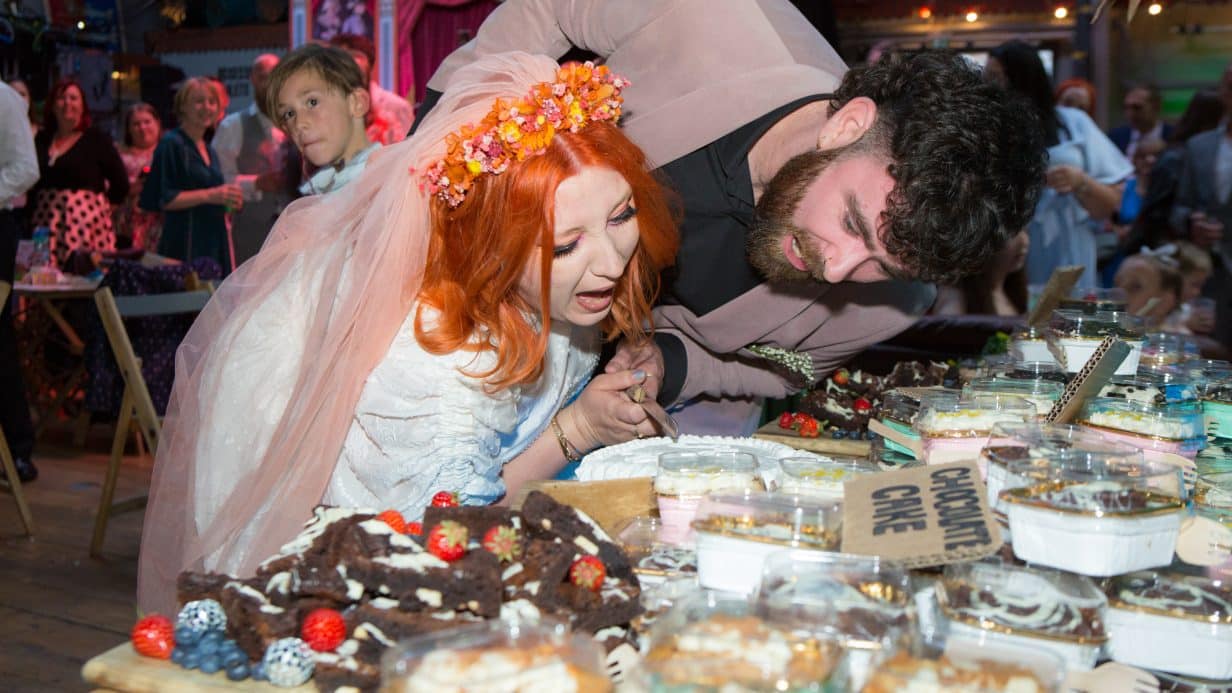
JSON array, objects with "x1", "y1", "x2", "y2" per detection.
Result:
[{"x1": 417, "y1": 0, "x2": 1045, "y2": 434}]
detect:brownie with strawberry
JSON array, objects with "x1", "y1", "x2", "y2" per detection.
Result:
[
  {"x1": 520, "y1": 491, "x2": 635, "y2": 583},
  {"x1": 558, "y1": 557, "x2": 642, "y2": 633},
  {"x1": 218, "y1": 580, "x2": 301, "y2": 661},
  {"x1": 422, "y1": 504, "x2": 522, "y2": 548},
  {"x1": 501, "y1": 537, "x2": 577, "y2": 605}
]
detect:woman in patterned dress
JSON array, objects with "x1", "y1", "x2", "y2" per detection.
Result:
[
  {"x1": 114, "y1": 102, "x2": 164, "y2": 252},
  {"x1": 29, "y1": 79, "x2": 129, "y2": 268}
]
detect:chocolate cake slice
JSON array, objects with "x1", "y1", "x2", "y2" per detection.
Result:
[
  {"x1": 176, "y1": 570, "x2": 231, "y2": 607},
  {"x1": 520, "y1": 491, "x2": 634, "y2": 582},
  {"x1": 347, "y1": 547, "x2": 503, "y2": 617},
  {"x1": 218, "y1": 579, "x2": 300, "y2": 661},
  {"x1": 559, "y1": 576, "x2": 643, "y2": 633}
]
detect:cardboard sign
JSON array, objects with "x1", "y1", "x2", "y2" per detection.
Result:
[
  {"x1": 1045, "y1": 336, "x2": 1130, "y2": 423},
  {"x1": 1026, "y1": 265, "x2": 1085, "y2": 327},
  {"x1": 841, "y1": 461, "x2": 1002, "y2": 568}
]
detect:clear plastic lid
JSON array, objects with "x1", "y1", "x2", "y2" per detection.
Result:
[
  {"x1": 1078, "y1": 397, "x2": 1205, "y2": 441},
  {"x1": 1184, "y1": 359, "x2": 1232, "y2": 394},
  {"x1": 1106, "y1": 571, "x2": 1232, "y2": 625},
  {"x1": 1048, "y1": 308, "x2": 1146, "y2": 340},
  {"x1": 1202, "y1": 373, "x2": 1232, "y2": 404},
  {"x1": 999, "y1": 453, "x2": 1186, "y2": 516},
  {"x1": 936, "y1": 561, "x2": 1108, "y2": 644},
  {"x1": 1004, "y1": 361, "x2": 1069, "y2": 383},
  {"x1": 654, "y1": 450, "x2": 761, "y2": 497},
  {"x1": 914, "y1": 394, "x2": 1037, "y2": 438},
  {"x1": 881, "y1": 390, "x2": 924, "y2": 426},
  {"x1": 777, "y1": 456, "x2": 878, "y2": 500},
  {"x1": 642, "y1": 590, "x2": 846, "y2": 691},
  {"x1": 1196, "y1": 472, "x2": 1232, "y2": 512},
  {"x1": 980, "y1": 422, "x2": 1142, "y2": 470},
  {"x1": 754, "y1": 550, "x2": 913, "y2": 651},
  {"x1": 1012, "y1": 325, "x2": 1049, "y2": 342},
  {"x1": 964, "y1": 377, "x2": 1063, "y2": 415},
  {"x1": 861, "y1": 637, "x2": 1066, "y2": 693},
  {"x1": 613, "y1": 516, "x2": 697, "y2": 579},
  {"x1": 1059, "y1": 286, "x2": 1128, "y2": 313},
  {"x1": 379, "y1": 614, "x2": 609, "y2": 692},
  {"x1": 691, "y1": 492, "x2": 842, "y2": 550},
  {"x1": 1099, "y1": 369, "x2": 1198, "y2": 405},
  {"x1": 1141, "y1": 332, "x2": 1187, "y2": 367}
]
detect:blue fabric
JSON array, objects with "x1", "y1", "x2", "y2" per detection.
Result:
[
  {"x1": 1119, "y1": 178, "x2": 1143, "y2": 225},
  {"x1": 140, "y1": 129, "x2": 231, "y2": 274},
  {"x1": 1026, "y1": 107, "x2": 1133, "y2": 290}
]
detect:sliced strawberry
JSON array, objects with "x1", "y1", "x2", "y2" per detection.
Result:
[
  {"x1": 853, "y1": 397, "x2": 873, "y2": 414},
  {"x1": 131, "y1": 614, "x2": 175, "y2": 660},
  {"x1": 426, "y1": 521, "x2": 468, "y2": 562},
  {"x1": 777, "y1": 411, "x2": 794, "y2": 429},
  {"x1": 799, "y1": 418, "x2": 820, "y2": 438},
  {"x1": 569, "y1": 555, "x2": 606, "y2": 592},
  {"x1": 832, "y1": 368, "x2": 850, "y2": 386},
  {"x1": 406, "y1": 521, "x2": 423, "y2": 536},
  {"x1": 301, "y1": 608, "x2": 347, "y2": 652},
  {"x1": 430, "y1": 491, "x2": 460, "y2": 508},
  {"x1": 482, "y1": 525, "x2": 522, "y2": 562},
  {"x1": 376, "y1": 509, "x2": 407, "y2": 534}
]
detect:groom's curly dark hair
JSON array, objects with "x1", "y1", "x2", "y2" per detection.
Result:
[{"x1": 827, "y1": 50, "x2": 1046, "y2": 284}]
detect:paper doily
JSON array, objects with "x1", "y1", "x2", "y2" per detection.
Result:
[{"x1": 573, "y1": 434, "x2": 825, "y2": 482}]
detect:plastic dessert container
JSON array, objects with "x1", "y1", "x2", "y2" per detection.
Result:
[
  {"x1": 691, "y1": 493, "x2": 842, "y2": 595},
  {"x1": 1046, "y1": 309, "x2": 1145, "y2": 376},
  {"x1": 1195, "y1": 471, "x2": 1232, "y2": 528},
  {"x1": 776, "y1": 456, "x2": 878, "y2": 501},
  {"x1": 861, "y1": 637, "x2": 1066, "y2": 693},
  {"x1": 1059, "y1": 286, "x2": 1128, "y2": 313},
  {"x1": 654, "y1": 450, "x2": 762, "y2": 545},
  {"x1": 1202, "y1": 374, "x2": 1232, "y2": 441},
  {"x1": 999, "y1": 454, "x2": 1185, "y2": 576},
  {"x1": 963, "y1": 377, "x2": 1063, "y2": 421},
  {"x1": 755, "y1": 550, "x2": 912, "y2": 690},
  {"x1": 1004, "y1": 360, "x2": 1069, "y2": 384},
  {"x1": 933, "y1": 561, "x2": 1108, "y2": 671},
  {"x1": 1077, "y1": 397, "x2": 1206, "y2": 460},
  {"x1": 1103, "y1": 571, "x2": 1232, "y2": 679},
  {"x1": 979, "y1": 422, "x2": 1141, "y2": 522},
  {"x1": 378, "y1": 614, "x2": 610, "y2": 692},
  {"x1": 1098, "y1": 370, "x2": 1199, "y2": 407},
  {"x1": 613, "y1": 516, "x2": 697, "y2": 585},
  {"x1": 1010, "y1": 326, "x2": 1057, "y2": 366},
  {"x1": 914, "y1": 394, "x2": 1036, "y2": 467},
  {"x1": 642, "y1": 590, "x2": 847, "y2": 691}
]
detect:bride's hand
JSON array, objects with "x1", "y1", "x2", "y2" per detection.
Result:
[{"x1": 559, "y1": 369, "x2": 654, "y2": 451}]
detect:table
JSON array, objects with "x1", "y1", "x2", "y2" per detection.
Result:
[
  {"x1": 83, "y1": 643, "x2": 313, "y2": 692},
  {"x1": 12, "y1": 278, "x2": 102, "y2": 442}
]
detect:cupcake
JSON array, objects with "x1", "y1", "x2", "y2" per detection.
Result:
[
  {"x1": 1078, "y1": 397, "x2": 1206, "y2": 460},
  {"x1": 654, "y1": 451, "x2": 762, "y2": 545},
  {"x1": 933, "y1": 561, "x2": 1107, "y2": 671},
  {"x1": 691, "y1": 493, "x2": 841, "y2": 595},
  {"x1": 1047, "y1": 309, "x2": 1145, "y2": 376},
  {"x1": 914, "y1": 394, "x2": 1036, "y2": 467},
  {"x1": 1000, "y1": 455, "x2": 1185, "y2": 576},
  {"x1": 1104, "y1": 571, "x2": 1232, "y2": 679}
]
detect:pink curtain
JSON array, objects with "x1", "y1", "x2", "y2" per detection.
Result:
[{"x1": 396, "y1": 0, "x2": 498, "y2": 103}]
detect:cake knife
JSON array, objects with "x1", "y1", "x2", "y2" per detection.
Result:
[{"x1": 626, "y1": 384, "x2": 680, "y2": 442}]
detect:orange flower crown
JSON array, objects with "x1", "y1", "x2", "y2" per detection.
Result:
[{"x1": 422, "y1": 62, "x2": 629, "y2": 208}]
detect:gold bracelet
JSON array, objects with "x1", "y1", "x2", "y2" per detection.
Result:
[{"x1": 550, "y1": 415, "x2": 583, "y2": 463}]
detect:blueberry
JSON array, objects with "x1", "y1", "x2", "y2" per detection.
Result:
[
  {"x1": 226, "y1": 661, "x2": 250, "y2": 681},
  {"x1": 181, "y1": 650, "x2": 202, "y2": 670},
  {"x1": 250, "y1": 661, "x2": 267, "y2": 681},
  {"x1": 222, "y1": 648, "x2": 247, "y2": 668},
  {"x1": 174, "y1": 625, "x2": 200, "y2": 647},
  {"x1": 170, "y1": 647, "x2": 186, "y2": 666},
  {"x1": 197, "y1": 638, "x2": 219, "y2": 656},
  {"x1": 201, "y1": 630, "x2": 225, "y2": 647},
  {"x1": 830, "y1": 429, "x2": 843, "y2": 439},
  {"x1": 200, "y1": 653, "x2": 222, "y2": 675}
]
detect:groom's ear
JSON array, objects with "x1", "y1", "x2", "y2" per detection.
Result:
[{"x1": 817, "y1": 97, "x2": 877, "y2": 152}]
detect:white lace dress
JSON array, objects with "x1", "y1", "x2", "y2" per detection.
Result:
[{"x1": 323, "y1": 308, "x2": 599, "y2": 518}]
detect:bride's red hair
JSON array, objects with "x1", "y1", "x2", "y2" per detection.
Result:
[{"x1": 416, "y1": 121, "x2": 678, "y2": 391}]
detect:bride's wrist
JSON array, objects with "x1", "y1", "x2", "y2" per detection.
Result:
[{"x1": 556, "y1": 406, "x2": 601, "y2": 455}]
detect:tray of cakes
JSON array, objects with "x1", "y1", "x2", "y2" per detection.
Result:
[
  {"x1": 930, "y1": 561, "x2": 1108, "y2": 671},
  {"x1": 914, "y1": 394, "x2": 1036, "y2": 466},
  {"x1": 1103, "y1": 571, "x2": 1232, "y2": 680},
  {"x1": 692, "y1": 492, "x2": 842, "y2": 595},
  {"x1": 1077, "y1": 397, "x2": 1206, "y2": 460},
  {"x1": 1047, "y1": 309, "x2": 1145, "y2": 376},
  {"x1": 754, "y1": 550, "x2": 913, "y2": 689},
  {"x1": 998, "y1": 454, "x2": 1186, "y2": 576},
  {"x1": 640, "y1": 590, "x2": 849, "y2": 691}
]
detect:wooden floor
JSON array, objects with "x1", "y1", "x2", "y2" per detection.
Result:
[{"x1": 0, "y1": 426, "x2": 150, "y2": 693}]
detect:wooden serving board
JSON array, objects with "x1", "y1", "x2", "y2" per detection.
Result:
[
  {"x1": 511, "y1": 477, "x2": 657, "y2": 536},
  {"x1": 753, "y1": 422, "x2": 872, "y2": 458},
  {"x1": 82, "y1": 643, "x2": 314, "y2": 693}
]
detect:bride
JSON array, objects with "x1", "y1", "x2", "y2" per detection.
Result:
[{"x1": 138, "y1": 53, "x2": 678, "y2": 614}]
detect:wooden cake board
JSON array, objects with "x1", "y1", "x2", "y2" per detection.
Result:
[{"x1": 82, "y1": 643, "x2": 314, "y2": 692}]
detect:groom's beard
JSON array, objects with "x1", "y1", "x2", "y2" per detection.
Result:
[{"x1": 747, "y1": 147, "x2": 842, "y2": 284}]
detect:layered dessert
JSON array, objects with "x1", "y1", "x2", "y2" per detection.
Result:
[
  {"x1": 1098, "y1": 374, "x2": 1198, "y2": 407},
  {"x1": 964, "y1": 377, "x2": 1063, "y2": 421},
  {"x1": 935, "y1": 562, "x2": 1107, "y2": 671},
  {"x1": 1010, "y1": 326, "x2": 1056, "y2": 366},
  {"x1": 613, "y1": 515, "x2": 697, "y2": 584},
  {"x1": 1000, "y1": 456, "x2": 1185, "y2": 576},
  {"x1": 861, "y1": 650, "x2": 1052, "y2": 693},
  {"x1": 1104, "y1": 571, "x2": 1232, "y2": 680},
  {"x1": 1078, "y1": 398, "x2": 1206, "y2": 460},
  {"x1": 777, "y1": 456, "x2": 878, "y2": 500},
  {"x1": 644, "y1": 610, "x2": 843, "y2": 691},
  {"x1": 875, "y1": 390, "x2": 929, "y2": 461},
  {"x1": 1202, "y1": 375, "x2": 1232, "y2": 441},
  {"x1": 654, "y1": 451, "x2": 761, "y2": 545},
  {"x1": 692, "y1": 493, "x2": 841, "y2": 595},
  {"x1": 915, "y1": 395, "x2": 1036, "y2": 466},
  {"x1": 1047, "y1": 309, "x2": 1145, "y2": 376}
]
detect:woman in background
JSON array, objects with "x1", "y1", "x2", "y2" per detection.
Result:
[
  {"x1": 1055, "y1": 77, "x2": 1097, "y2": 119},
  {"x1": 986, "y1": 42, "x2": 1131, "y2": 289},
  {"x1": 140, "y1": 78, "x2": 242, "y2": 274},
  {"x1": 115, "y1": 103, "x2": 164, "y2": 252},
  {"x1": 29, "y1": 79, "x2": 129, "y2": 267}
]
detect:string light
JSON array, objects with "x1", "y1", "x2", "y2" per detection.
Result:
[
  {"x1": 965, "y1": 10, "x2": 979, "y2": 22},
  {"x1": 918, "y1": 7, "x2": 932, "y2": 19},
  {"x1": 1054, "y1": 6, "x2": 1069, "y2": 19},
  {"x1": 1147, "y1": 2, "x2": 1162, "y2": 14},
  {"x1": 76, "y1": 20, "x2": 85, "y2": 30}
]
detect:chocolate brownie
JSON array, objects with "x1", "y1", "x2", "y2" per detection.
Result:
[
  {"x1": 520, "y1": 491, "x2": 635, "y2": 583},
  {"x1": 176, "y1": 570, "x2": 231, "y2": 607},
  {"x1": 501, "y1": 538, "x2": 575, "y2": 606},
  {"x1": 255, "y1": 506, "x2": 377, "y2": 578},
  {"x1": 219, "y1": 579, "x2": 300, "y2": 661},
  {"x1": 348, "y1": 600, "x2": 483, "y2": 641},
  {"x1": 347, "y1": 548, "x2": 503, "y2": 617},
  {"x1": 559, "y1": 576, "x2": 643, "y2": 633},
  {"x1": 423, "y1": 505, "x2": 521, "y2": 542}
]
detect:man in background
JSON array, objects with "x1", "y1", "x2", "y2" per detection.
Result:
[
  {"x1": 330, "y1": 33, "x2": 413, "y2": 145},
  {"x1": 214, "y1": 54, "x2": 290, "y2": 266},
  {"x1": 0, "y1": 81, "x2": 40, "y2": 481},
  {"x1": 1109, "y1": 83, "x2": 1174, "y2": 160}
]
